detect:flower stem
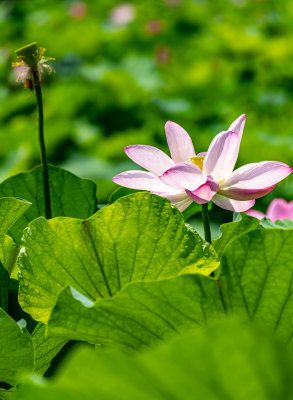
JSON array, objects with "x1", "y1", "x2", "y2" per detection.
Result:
[
  {"x1": 33, "y1": 70, "x2": 51, "y2": 219},
  {"x1": 201, "y1": 203, "x2": 211, "y2": 243}
]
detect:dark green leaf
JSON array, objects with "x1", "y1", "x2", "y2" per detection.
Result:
[
  {"x1": 0, "y1": 235, "x2": 19, "y2": 309},
  {"x1": 220, "y1": 228, "x2": 293, "y2": 350},
  {"x1": 0, "y1": 235, "x2": 19, "y2": 276},
  {"x1": 31, "y1": 323, "x2": 67, "y2": 376},
  {"x1": 0, "y1": 390, "x2": 14, "y2": 400},
  {"x1": 0, "y1": 165, "x2": 97, "y2": 243},
  {"x1": 212, "y1": 212, "x2": 260, "y2": 259},
  {"x1": 0, "y1": 266, "x2": 9, "y2": 312},
  {"x1": 108, "y1": 187, "x2": 142, "y2": 204},
  {"x1": 0, "y1": 308, "x2": 34, "y2": 386},
  {"x1": 0, "y1": 198, "x2": 31, "y2": 235},
  {"x1": 0, "y1": 198, "x2": 28, "y2": 281}
]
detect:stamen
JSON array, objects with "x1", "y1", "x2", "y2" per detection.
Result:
[{"x1": 190, "y1": 156, "x2": 205, "y2": 170}]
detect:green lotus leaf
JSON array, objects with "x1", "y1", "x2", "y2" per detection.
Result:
[
  {"x1": 0, "y1": 165, "x2": 97, "y2": 243},
  {"x1": 0, "y1": 309, "x2": 34, "y2": 386},
  {"x1": 18, "y1": 193, "x2": 219, "y2": 323}
]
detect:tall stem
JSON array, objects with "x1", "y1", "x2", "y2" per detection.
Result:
[
  {"x1": 201, "y1": 203, "x2": 211, "y2": 244},
  {"x1": 33, "y1": 70, "x2": 51, "y2": 219}
]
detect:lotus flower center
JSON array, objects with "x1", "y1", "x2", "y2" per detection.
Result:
[{"x1": 190, "y1": 156, "x2": 205, "y2": 171}]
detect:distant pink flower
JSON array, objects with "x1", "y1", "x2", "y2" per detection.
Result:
[
  {"x1": 145, "y1": 20, "x2": 162, "y2": 35},
  {"x1": 246, "y1": 198, "x2": 293, "y2": 222},
  {"x1": 109, "y1": 4, "x2": 136, "y2": 25},
  {"x1": 113, "y1": 115, "x2": 292, "y2": 212},
  {"x1": 68, "y1": 2, "x2": 88, "y2": 19},
  {"x1": 164, "y1": 0, "x2": 180, "y2": 6},
  {"x1": 155, "y1": 47, "x2": 170, "y2": 64}
]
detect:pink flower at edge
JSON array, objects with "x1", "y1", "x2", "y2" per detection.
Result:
[
  {"x1": 112, "y1": 115, "x2": 292, "y2": 213},
  {"x1": 246, "y1": 198, "x2": 293, "y2": 222}
]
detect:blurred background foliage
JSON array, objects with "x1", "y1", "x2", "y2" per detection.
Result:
[{"x1": 0, "y1": 0, "x2": 292, "y2": 207}]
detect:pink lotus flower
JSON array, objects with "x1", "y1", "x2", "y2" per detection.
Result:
[
  {"x1": 113, "y1": 115, "x2": 292, "y2": 212},
  {"x1": 246, "y1": 198, "x2": 293, "y2": 222}
]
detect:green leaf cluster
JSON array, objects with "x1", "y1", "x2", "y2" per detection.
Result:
[
  {"x1": 0, "y1": 166, "x2": 97, "y2": 389},
  {"x1": 0, "y1": 164, "x2": 291, "y2": 399}
]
